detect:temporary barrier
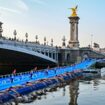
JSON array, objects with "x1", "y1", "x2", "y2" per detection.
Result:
[
  {"x1": 1, "y1": 59, "x2": 102, "y2": 104},
  {"x1": 0, "y1": 59, "x2": 97, "y2": 91},
  {"x1": 0, "y1": 70, "x2": 83, "y2": 104}
]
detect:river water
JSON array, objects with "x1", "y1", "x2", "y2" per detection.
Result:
[{"x1": 19, "y1": 68, "x2": 105, "y2": 105}]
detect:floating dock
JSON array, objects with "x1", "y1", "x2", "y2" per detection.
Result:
[{"x1": 0, "y1": 59, "x2": 104, "y2": 104}]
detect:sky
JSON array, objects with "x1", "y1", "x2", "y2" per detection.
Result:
[{"x1": 0, "y1": 0, "x2": 105, "y2": 48}]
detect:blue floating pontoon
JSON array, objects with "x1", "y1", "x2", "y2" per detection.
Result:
[
  {"x1": 0, "y1": 59, "x2": 102, "y2": 104},
  {"x1": 0, "y1": 59, "x2": 97, "y2": 91}
]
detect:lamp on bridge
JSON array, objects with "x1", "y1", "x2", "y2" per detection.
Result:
[
  {"x1": 51, "y1": 38, "x2": 53, "y2": 46},
  {"x1": 13, "y1": 30, "x2": 17, "y2": 41},
  {"x1": 25, "y1": 33, "x2": 28, "y2": 43},
  {"x1": 0, "y1": 22, "x2": 3, "y2": 38},
  {"x1": 35, "y1": 35, "x2": 38, "y2": 43},
  {"x1": 44, "y1": 36, "x2": 46, "y2": 45},
  {"x1": 62, "y1": 36, "x2": 66, "y2": 48}
]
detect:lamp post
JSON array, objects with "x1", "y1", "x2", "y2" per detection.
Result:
[
  {"x1": 35, "y1": 35, "x2": 38, "y2": 43},
  {"x1": 13, "y1": 30, "x2": 17, "y2": 40},
  {"x1": 44, "y1": 36, "x2": 46, "y2": 45},
  {"x1": 51, "y1": 38, "x2": 53, "y2": 46},
  {"x1": 0, "y1": 22, "x2": 3, "y2": 38},
  {"x1": 25, "y1": 33, "x2": 28, "y2": 43},
  {"x1": 62, "y1": 36, "x2": 66, "y2": 47}
]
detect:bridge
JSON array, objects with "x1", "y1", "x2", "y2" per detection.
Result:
[
  {"x1": 0, "y1": 38, "x2": 60, "y2": 73},
  {"x1": 1, "y1": 7, "x2": 105, "y2": 74},
  {"x1": 0, "y1": 37, "x2": 105, "y2": 74}
]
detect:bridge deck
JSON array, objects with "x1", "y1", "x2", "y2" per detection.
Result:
[{"x1": 0, "y1": 59, "x2": 98, "y2": 91}]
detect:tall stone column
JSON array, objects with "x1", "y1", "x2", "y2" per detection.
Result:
[{"x1": 68, "y1": 6, "x2": 80, "y2": 48}]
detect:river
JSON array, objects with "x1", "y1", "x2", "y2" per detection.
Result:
[{"x1": 17, "y1": 68, "x2": 105, "y2": 105}]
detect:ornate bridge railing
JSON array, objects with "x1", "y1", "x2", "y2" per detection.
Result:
[{"x1": 0, "y1": 38, "x2": 59, "y2": 62}]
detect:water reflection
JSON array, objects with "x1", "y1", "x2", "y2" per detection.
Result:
[
  {"x1": 69, "y1": 80, "x2": 79, "y2": 105},
  {"x1": 62, "y1": 87, "x2": 66, "y2": 96},
  {"x1": 93, "y1": 79, "x2": 100, "y2": 90},
  {"x1": 18, "y1": 80, "x2": 80, "y2": 105},
  {"x1": 18, "y1": 68, "x2": 105, "y2": 105}
]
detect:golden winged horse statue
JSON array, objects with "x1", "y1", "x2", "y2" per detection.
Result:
[{"x1": 71, "y1": 5, "x2": 78, "y2": 17}]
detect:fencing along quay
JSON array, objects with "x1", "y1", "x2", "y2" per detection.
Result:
[{"x1": 0, "y1": 59, "x2": 97, "y2": 104}]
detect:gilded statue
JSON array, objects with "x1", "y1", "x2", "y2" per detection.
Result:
[{"x1": 71, "y1": 5, "x2": 78, "y2": 17}]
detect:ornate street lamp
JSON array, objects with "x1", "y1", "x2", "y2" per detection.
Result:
[
  {"x1": 62, "y1": 36, "x2": 66, "y2": 47},
  {"x1": 0, "y1": 22, "x2": 3, "y2": 38},
  {"x1": 35, "y1": 35, "x2": 38, "y2": 43},
  {"x1": 13, "y1": 30, "x2": 17, "y2": 40},
  {"x1": 25, "y1": 33, "x2": 28, "y2": 43},
  {"x1": 44, "y1": 36, "x2": 46, "y2": 45},
  {"x1": 51, "y1": 38, "x2": 53, "y2": 46}
]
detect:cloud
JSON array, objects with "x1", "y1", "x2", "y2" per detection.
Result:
[
  {"x1": 0, "y1": 6, "x2": 21, "y2": 14},
  {"x1": 0, "y1": 0, "x2": 29, "y2": 15},
  {"x1": 31, "y1": 0, "x2": 47, "y2": 5},
  {"x1": 17, "y1": 0, "x2": 29, "y2": 11}
]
